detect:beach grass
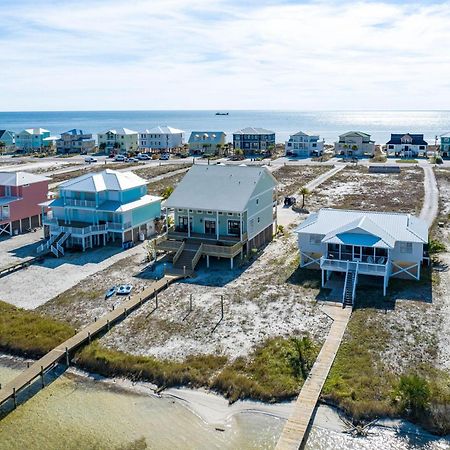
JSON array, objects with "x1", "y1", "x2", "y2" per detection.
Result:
[{"x1": 0, "y1": 301, "x2": 75, "y2": 358}]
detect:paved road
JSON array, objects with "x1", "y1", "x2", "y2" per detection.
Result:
[{"x1": 420, "y1": 165, "x2": 440, "y2": 227}]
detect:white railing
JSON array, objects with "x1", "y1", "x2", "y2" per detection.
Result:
[
  {"x1": 64, "y1": 198, "x2": 97, "y2": 208},
  {"x1": 320, "y1": 257, "x2": 387, "y2": 276},
  {"x1": 50, "y1": 224, "x2": 108, "y2": 237},
  {"x1": 352, "y1": 270, "x2": 358, "y2": 303}
]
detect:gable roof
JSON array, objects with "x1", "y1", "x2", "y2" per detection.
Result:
[
  {"x1": 0, "y1": 171, "x2": 50, "y2": 187},
  {"x1": 59, "y1": 169, "x2": 147, "y2": 193},
  {"x1": 144, "y1": 126, "x2": 184, "y2": 135},
  {"x1": 233, "y1": 127, "x2": 275, "y2": 135},
  {"x1": 0, "y1": 130, "x2": 14, "y2": 139},
  {"x1": 386, "y1": 133, "x2": 428, "y2": 145},
  {"x1": 296, "y1": 209, "x2": 428, "y2": 245},
  {"x1": 188, "y1": 131, "x2": 226, "y2": 145},
  {"x1": 61, "y1": 129, "x2": 90, "y2": 136},
  {"x1": 339, "y1": 131, "x2": 371, "y2": 139},
  {"x1": 164, "y1": 165, "x2": 277, "y2": 212},
  {"x1": 100, "y1": 128, "x2": 138, "y2": 136},
  {"x1": 19, "y1": 128, "x2": 50, "y2": 135}
]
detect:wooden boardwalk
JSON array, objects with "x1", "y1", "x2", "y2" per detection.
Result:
[
  {"x1": 0, "y1": 273, "x2": 182, "y2": 410},
  {"x1": 275, "y1": 306, "x2": 352, "y2": 450}
]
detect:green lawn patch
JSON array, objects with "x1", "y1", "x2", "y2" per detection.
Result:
[
  {"x1": 395, "y1": 159, "x2": 418, "y2": 163},
  {"x1": 0, "y1": 301, "x2": 75, "y2": 358}
]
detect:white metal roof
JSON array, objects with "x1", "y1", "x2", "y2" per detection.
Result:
[
  {"x1": 21, "y1": 128, "x2": 50, "y2": 135},
  {"x1": 0, "y1": 171, "x2": 50, "y2": 186},
  {"x1": 233, "y1": 127, "x2": 275, "y2": 135},
  {"x1": 59, "y1": 169, "x2": 147, "y2": 193},
  {"x1": 143, "y1": 126, "x2": 184, "y2": 135},
  {"x1": 296, "y1": 209, "x2": 428, "y2": 245},
  {"x1": 164, "y1": 164, "x2": 277, "y2": 212},
  {"x1": 100, "y1": 128, "x2": 138, "y2": 135}
]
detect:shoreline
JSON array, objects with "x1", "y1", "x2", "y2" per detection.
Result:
[{"x1": 1, "y1": 353, "x2": 448, "y2": 443}]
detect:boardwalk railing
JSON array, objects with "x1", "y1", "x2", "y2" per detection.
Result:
[{"x1": 0, "y1": 274, "x2": 183, "y2": 411}]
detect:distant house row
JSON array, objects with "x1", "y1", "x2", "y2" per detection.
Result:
[
  {"x1": 1, "y1": 127, "x2": 448, "y2": 158},
  {"x1": 285, "y1": 131, "x2": 436, "y2": 158}
]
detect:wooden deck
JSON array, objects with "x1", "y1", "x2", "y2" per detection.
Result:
[
  {"x1": 0, "y1": 274, "x2": 183, "y2": 410},
  {"x1": 275, "y1": 306, "x2": 352, "y2": 450}
]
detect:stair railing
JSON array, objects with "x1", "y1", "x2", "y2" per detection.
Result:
[{"x1": 172, "y1": 241, "x2": 185, "y2": 265}]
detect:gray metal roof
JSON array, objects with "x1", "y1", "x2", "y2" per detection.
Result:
[
  {"x1": 296, "y1": 209, "x2": 428, "y2": 244},
  {"x1": 164, "y1": 165, "x2": 277, "y2": 212},
  {"x1": 233, "y1": 127, "x2": 275, "y2": 135},
  {"x1": 0, "y1": 171, "x2": 50, "y2": 187}
]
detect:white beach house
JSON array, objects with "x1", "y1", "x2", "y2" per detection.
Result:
[
  {"x1": 386, "y1": 133, "x2": 428, "y2": 158},
  {"x1": 139, "y1": 126, "x2": 184, "y2": 152},
  {"x1": 296, "y1": 209, "x2": 428, "y2": 306},
  {"x1": 285, "y1": 132, "x2": 324, "y2": 157}
]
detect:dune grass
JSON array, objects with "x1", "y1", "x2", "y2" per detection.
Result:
[{"x1": 0, "y1": 301, "x2": 75, "y2": 358}]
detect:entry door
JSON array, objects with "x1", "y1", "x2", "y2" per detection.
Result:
[
  {"x1": 204, "y1": 220, "x2": 216, "y2": 235},
  {"x1": 178, "y1": 216, "x2": 189, "y2": 231}
]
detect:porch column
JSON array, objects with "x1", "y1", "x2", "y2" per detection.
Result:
[
  {"x1": 321, "y1": 269, "x2": 325, "y2": 287},
  {"x1": 165, "y1": 207, "x2": 169, "y2": 233},
  {"x1": 383, "y1": 275, "x2": 387, "y2": 296},
  {"x1": 216, "y1": 211, "x2": 219, "y2": 240},
  {"x1": 206, "y1": 255, "x2": 210, "y2": 268},
  {"x1": 339, "y1": 245, "x2": 341, "y2": 260},
  {"x1": 239, "y1": 212, "x2": 242, "y2": 241},
  {"x1": 187, "y1": 209, "x2": 191, "y2": 238},
  {"x1": 230, "y1": 256, "x2": 234, "y2": 269},
  {"x1": 417, "y1": 262, "x2": 421, "y2": 280}
]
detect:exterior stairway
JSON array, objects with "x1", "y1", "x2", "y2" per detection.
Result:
[
  {"x1": 343, "y1": 269, "x2": 357, "y2": 308},
  {"x1": 173, "y1": 242, "x2": 202, "y2": 271}
]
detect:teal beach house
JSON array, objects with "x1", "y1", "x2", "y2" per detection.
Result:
[{"x1": 40, "y1": 170, "x2": 161, "y2": 256}]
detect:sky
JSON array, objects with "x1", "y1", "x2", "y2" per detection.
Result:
[{"x1": 1, "y1": 0, "x2": 450, "y2": 111}]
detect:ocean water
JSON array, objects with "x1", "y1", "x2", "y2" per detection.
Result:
[
  {"x1": 0, "y1": 110, "x2": 449, "y2": 144},
  {"x1": 1, "y1": 358, "x2": 449, "y2": 450}
]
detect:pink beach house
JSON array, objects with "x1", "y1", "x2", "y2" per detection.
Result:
[{"x1": 0, "y1": 171, "x2": 50, "y2": 237}]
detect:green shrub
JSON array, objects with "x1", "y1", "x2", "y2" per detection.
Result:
[
  {"x1": 393, "y1": 374, "x2": 430, "y2": 418},
  {"x1": 429, "y1": 239, "x2": 446, "y2": 254}
]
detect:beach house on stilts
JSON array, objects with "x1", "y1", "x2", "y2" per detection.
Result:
[
  {"x1": 39, "y1": 170, "x2": 161, "y2": 256},
  {"x1": 157, "y1": 165, "x2": 278, "y2": 272},
  {"x1": 296, "y1": 209, "x2": 428, "y2": 307}
]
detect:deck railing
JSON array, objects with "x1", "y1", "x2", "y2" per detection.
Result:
[
  {"x1": 172, "y1": 241, "x2": 186, "y2": 265},
  {"x1": 191, "y1": 243, "x2": 204, "y2": 269},
  {"x1": 202, "y1": 241, "x2": 243, "y2": 257},
  {"x1": 320, "y1": 256, "x2": 388, "y2": 275},
  {"x1": 64, "y1": 198, "x2": 97, "y2": 208}
]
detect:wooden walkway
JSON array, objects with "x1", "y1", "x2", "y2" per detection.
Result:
[
  {"x1": 275, "y1": 306, "x2": 352, "y2": 450},
  {"x1": 0, "y1": 273, "x2": 182, "y2": 410},
  {"x1": 0, "y1": 256, "x2": 44, "y2": 279}
]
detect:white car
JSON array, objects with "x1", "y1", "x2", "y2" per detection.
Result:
[
  {"x1": 137, "y1": 153, "x2": 151, "y2": 160},
  {"x1": 114, "y1": 154, "x2": 126, "y2": 162},
  {"x1": 84, "y1": 156, "x2": 97, "y2": 163},
  {"x1": 117, "y1": 284, "x2": 133, "y2": 295},
  {"x1": 159, "y1": 153, "x2": 170, "y2": 160}
]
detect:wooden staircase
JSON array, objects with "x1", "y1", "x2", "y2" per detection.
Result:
[
  {"x1": 173, "y1": 242, "x2": 202, "y2": 271},
  {"x1": 343, "y1": 268, "x2": 357, "y2": 308}
]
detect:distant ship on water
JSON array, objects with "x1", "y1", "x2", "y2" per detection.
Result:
[{"x1": 215, "y1": 112, "x2": 229, "y2": 115}]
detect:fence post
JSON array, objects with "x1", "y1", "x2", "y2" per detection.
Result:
[
  {"x1": 107, "y1": 319, "x2": 110, "y2": 330},
  {"x1": 65, "y1": 347, "x2": 69, "y2": 366},
  {"x1": 40, "y1": 366, "x2": 44, "y2": 388},
  {"x1": 88, "y1": 331, "x2": 91, "y2": 343},
  {"x1": 12, "y1": 388, "x2": 16, "y2": 409},
  {"x1": 189, "y1": 293, "x2": 192, "y2": 312},
  {"x1": 221, "y1": 295, "x2": 224, "y2": 320}
]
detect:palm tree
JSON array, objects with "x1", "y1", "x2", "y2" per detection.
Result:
[
  {"x1": 0, "y1": 141, "x2": 5, "y2": 155},
  {"x1": 299, "y1": 187, "x2": 310, "y2": 208}
]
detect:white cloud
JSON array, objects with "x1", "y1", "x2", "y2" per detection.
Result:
[{"x1": 1, "y1": 0, "x2": 450, "y2": 110}]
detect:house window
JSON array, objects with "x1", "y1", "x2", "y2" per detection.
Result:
[
  {"x1": 400, "y1": 242, "x2": 413, "y2": 254},
  {"x1": 228, "y1": 220, "x2": 240, "y2": 236},
  {"x1": 207, "y1": 211, "x2": 213, "y2": 215},
  {"x1": 419, "y1": 146, "x2": 425, "y2": 150},
  {"x1": 257, "y1": 217, "x2": 260, "y2": 223},
  {"x1": 256, "y1": 198, "x2": 259, "y2": 205},
  {"x1": 388, "y1": 145, "x2": 394, "y2": 149},
  {"x1": 227, "y1": 212, "x2": 233, "y2": 216},
  {"x1": 309, "y1": 234, "x2": 322, "y2": 244}
]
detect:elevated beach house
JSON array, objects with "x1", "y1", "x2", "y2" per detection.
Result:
[
  {"x1": 296, "y1": 209, "x2": 428, "y2": 306},
  {"x1": 139, "y1": 126, "x2": 184, "y2": 152},
  {"x1": 40, "y1": 170, "x2": 161, "y2": 256},
  {"x1": 97, "y1": 128, "x2": 139, "y2": 154},
  {"x1": 0, "y1": 130, "x2": 15, "y2": 151},
  {"x1": 285, "y1": 131, "x2": 324, "y2": 157},
  {"x1": 188, "y1": 131, "x2": 226, "y2": 156},
  {"x1": 386, "y1": 133, "x2": 428, "y2": 158},
  {"x1": 157, "y1": 165, "x2": 278, "y2": 271},
  {"x1": 56, "y1": 129, "x2": 96, "y2": 154},
  {"x1": 440, "y1": 133, "x2": 450, "y2": 158},
  {"x1": 0, "y1": 171, "x2": 50, "y2": 236},
  {"x1": 15, "y1": 128, "x2": 51, "y2": 152},
  {"x1": 334, "y1": 131, "x2": 375, "y2": 157},
  {"x1": 233, "y1": 127, "x2": 276, "y2": 155}
]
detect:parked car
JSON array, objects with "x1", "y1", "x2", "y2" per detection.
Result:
[
  {"x1": 84, "y1": 156, "x2": 97, "y2": 163},
  {"x1": 126, "y1": 157, "x2": 139, "y2": 163},
  {"x1": 105, "y1": 286, "x2": 116, "y2": 299},
  {"x1": 114, "y1": 154, "x2": 126, "y2": 162},
  {"x1": 117, "y1": 284, "x2": 133, "y2": 295},
  {"x1": 159, "y1": 153, "x2": 170, "y2": 160},
  {"x1": 137, "y1": 153, "x2": 151, "y2": 160},
  {"x1": 284, "y1": 196, "x2": 296, "y2": 207}
]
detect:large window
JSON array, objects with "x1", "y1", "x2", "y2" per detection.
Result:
[
  {"x1": 228, "y1": 220, "x2": 240, "y2": 236},
  {"x1": 400, "y1": 242, "x2": 413, "y2": 254}
]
